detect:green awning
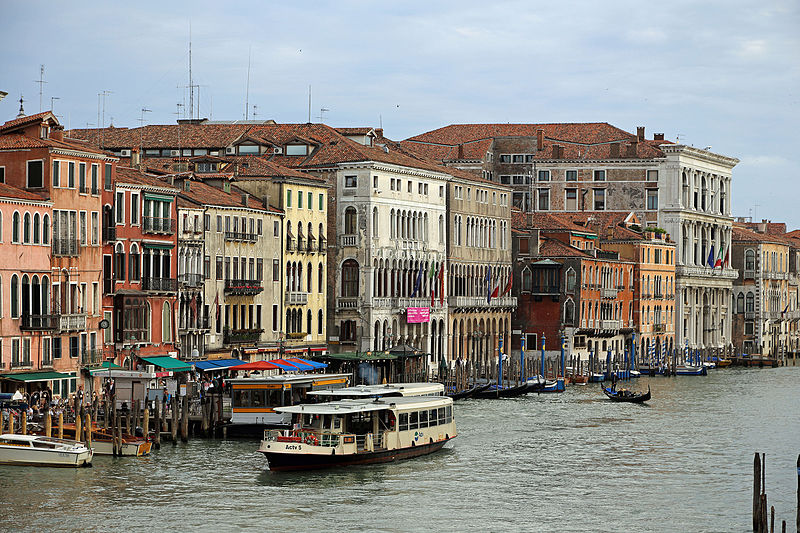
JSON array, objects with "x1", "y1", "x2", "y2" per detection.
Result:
[
  {"x1": 144, "y1": 193, "x2": 174, "y2": 202},
  {"x1": 142, "y1": 242, "x2": 174, "y2": 250},
  {"x1": 140, "y1": 356, "x2": 192, "y2": 371},
  {"x1": 0, "y1": 371, "x2": 71, "y2": 382},
  {"x1": 88, "y1": 361, "x2": 122, "y2": 373},
  {"x1": 315, "y1": 352, "x2": 398, "y2": 362}
]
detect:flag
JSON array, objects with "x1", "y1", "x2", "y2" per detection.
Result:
[
  {"x1": 438, "y1": 263, "x2": 445, "y2": 306},
  {"x1": 724, "y1": 247, "x2": 729, "y2": 267},
  {"x1": 500, "y1": 271, "x2": 513, "y2": 297},
  {"x1": 213, "y1": 291, "x2": 220, "y2": 320},
  {"x1": 410, "y1": 263, "x2": 423, "y2": 298},
  {"x1": 782, "y1": 304, "x2": 789, "y2": 316},
  {"x1": 429, "y1": 262, "x2": 436, "y2": 307},
  {"x1": 707, "y1": 245, "x2": 715, "y2": 268},
  {"x1": 491, "y1": 265, "x2": 500, "y2": 298},
  {"x1": 714, "y1": 246, "x2": 724, "y2": 268},
  {"x1": 190, "y1": 294, "x2": 197, "y2": 317},
  {"x1": 485, "y1": 265, "x2": 492, "y2": 304}
]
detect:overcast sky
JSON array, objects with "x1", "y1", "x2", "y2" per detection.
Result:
[{"x1": 2, "y1": 1, "x2": 798, "y2": 227}]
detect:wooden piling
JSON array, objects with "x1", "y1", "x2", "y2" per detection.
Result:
[
  {"x1": 58, "y1": 411, "x2": 63, "y2": 439},
  {"x1": 45, "y1": 409, "x2": 52, "y2": 437},
  {"x1": 9, "y1": 412, "x2": 14, "y2": 434},
  {"x1": 770, "y1": 506, "x2": 774, "y2": 533},
  {"x1": 104, "y1": 401, "x2": 109, "y2": 432},
  {"x1": 85, "y1": 412, "x2": 92, "y2": 450},
  {"x1": 143, "y1": 405, "x2": 150, "y2": 440},
  {"x1": 180, "y1": 394, "x2": 189, "y2": 442},
  {"x1": 21, "y1": 411, "x2": 27, "y2": 435},
  {"x1": 754, "y1": 452, "x2": 762, "y2": 532},
  {"x1": 154, "y1": 399, "x2": 161, "y2": 449},
  {"x1": 75, "y1": 406, "x2": 82, "y2": 443},
  {"x1": 125, "y1": 406, "x2": 131, "y2": 436},
  {"x1": 171, "y1": 396, "x2": 178, "y2": 444}
]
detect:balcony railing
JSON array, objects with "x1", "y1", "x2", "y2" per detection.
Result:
[
  {"x1": 52, "y1": 238, "x2": 80, "y2": 257},
  {"x1": 81, "y1": 349, "x2": 103, "y2": 366},
  {"x1": 339, "y1": 234, "x2": 359, "y2": 247},
  {"x1": 180, "y1": 315, "x2": 210, "y2": 331},
  {"x1": 178, "y1": 273, "x2": 204, "y2": 287},
  {"x1": 118, "y1": 328, "x2": 148, "y2": 343},
  {"x1": 224, "y1": 231, "x2": 258, "y2": 243},
  {"x1": 103, "y1": 227, "x2": 116, "y2": 242},
  {"x1": 224, "y1": 279, "x2": 263, "y2": 296},
  {"x1": 58, "y1": 313, "x2": 87, "y2": 332},
  {"x1": 10, "y1": 360, "x2": 33, "y2": 369},
  {"x1": 286, "y1": 291, "x2": 309, "y2": 305},
  {"x1": 743, "y1": 270, "x2": 756, "y2": 279},
  {"x1": 371, "y1": 297, "x2": 394, "y2": 309},
  {"x1": 319, "y1": 238, "x2": 327, "y2": 254},
  {"x1": 447, "y1": 295, "x2": 517, "y2": 308},
  {"x1": 224, "y1": 328, "x2": 262, "y2": 344},
  {"x1": 602, "y1": 288, "x2": 618, "y2": 299},
  {"x1": 336, "y1": 297, "x2": 359, "y2": 310},
  {"x1": 143, "y1": 216, "x2": 176, "y2": 235},
  {"x1": 398, "y1": 297, "x2": 435, "y2": 308},
  {"x1": 599, "y1": 320, "x2": 621, "y2": 330},
  {"x1": 652, "y1": 324, "x2": 665, "y2": 333},
  {"x1": 763, "y1": 271, "x2": 789, "y2": 280},
  {"x1": 142, "y1": 277, "x2": 178, "y2": 293},
  {"x1": 20, "y1": 314, "x2": 57, "y2": 331},
  {"x1": 286, "y1": 239, "x2": 296, "y2": 253}
]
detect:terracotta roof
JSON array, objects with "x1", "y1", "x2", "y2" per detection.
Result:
[
  {"x1": 512, "y1": 211, "x2": 597, "y2": 234},
  {"x1": 0, "y1": 182, "x2": 50, "y2": 202},
  {"x1": 539, "y1": 237, "x2": 591, "y2": 258},
  {"x1": 226, "y1": 156, "x2": 320, "y2": 181},
  {"x1": 732, "y1": 224, "x2": 793, "y2": 246},
  {"x1": 0, "y1": 111, "x2": 56, "y2": 133},
  {"x1": 335, "y1": 127, "x2": 375, "y2": 135},
  {"x1": 175, "y1": 179, "x2": 277, "y2": 212},
  {"x1": 115, "y1": 166, "x2": 179, "y2": 191},
  {"x1": 402, "y1": 122, "x2": 666, "y2": 162},
  {"x1": 737, "y1": 221, "x2": 788, "y2": 236},
  {"x1": 0, "y1": 133, "x2": 112, "y2": 156}
]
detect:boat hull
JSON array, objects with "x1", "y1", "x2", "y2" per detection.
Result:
[
  {"x1": 262, "y1": 438, "x2": 450, "y2": 471},
  {"x1": 0, "y1": 444, "x2": 93, "y2": 467},
  {"x1": 91, "y1": 439, "x2": 152, "y2": 456}
]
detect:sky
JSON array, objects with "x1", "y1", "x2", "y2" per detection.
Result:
[{"x1": 2, "y1": 1, "x2": 799, "y2": 227}]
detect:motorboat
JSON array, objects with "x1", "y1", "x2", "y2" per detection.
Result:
[
  {"x1": 674, "y1": 365, "x2": 708, "y2": 376},
  {"x1": 259, "y1": 396, "x2": 456, "y2": 471},
  {"x1": 0, "y1": 434, "x2": 93, "y2": 467},
  {"x1": 53, "y1": 424, "x2": 151, "y2": 456}
]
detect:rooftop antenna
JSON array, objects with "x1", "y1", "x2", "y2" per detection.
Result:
[
  {"x1": 676, "y1": 133, "x2": 685, "y2": 143},
  {"x1": 34, "y1": 65, "x2": 47, "y2": 112},
  {"x1": 175, "y1": 103, "x2": 184, "y2": 165},
  {"x1": 244, "y1": 46, "x2": 252, "y2": 120},
  {"x1": 50, "y1": 96, "x2": 60, "y2": 115},
  {"x1": 252, "y1": 104, "x2": 258, "y2": 118},
  {"x1": 317, "y1": 107, "x2": 329, "y2": 122},
  {"x1": 138, "y1": 107, "x2": 152, "y2": 150},
  {"x1": 308, "y1": 85, "x2": 312, "y2": 123},
  {"x1": 98, "y1": 90, "x2": 112, "y2": 148},
  {"x1": 379, "y1": 114, "x2": 382, "y2": 129},
  {"x1": 188, "y1": 21, "x2": 193, "y2": 119}
]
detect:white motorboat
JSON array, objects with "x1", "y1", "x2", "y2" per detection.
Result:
[{"x1": 0, "y1": 434, "x2": 93, "y2": 467}]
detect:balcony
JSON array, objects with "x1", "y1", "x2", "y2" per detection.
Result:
[
  {"x1": 20, "y1": 314, "x2": 57, "y2": 331},
  {"x1": 143, "y1": 216, "x2": 176, "y2": 235},
  {"x1": 224, "y1": 231, "x2": 258, "y2": 243},
  {"x1": 601, "y1": 288, "x2": 618, "y2": 299},
  {"x1": 52, "y1": 238, "x2": 80, "y2": 257},
  {"x1": 401, "y1": 240, "x2": 420, "y2": 250},
  {"x1": 180, "y1": 315, "x2": 210, "y2": 331},
  {"x1": 318, "y1": 238, "x2": 327, "y2": 254},
  {"x1": 10, "y1": 360, "x2": 33, "y2": 369},
  {"x1": 339, "y1": 234, "x2": 359, "y2": 248},
  {"x1": 371, "y1": 297, "x2": 395, "y2": 309},
  {"x1": 118, "y1": 328, "x2": 148, "y2": 343},
  {"x1": 142, "y1": 277, "x2": 178, "y2": 293},
  {"x1": 447, "y1": 295, "x2": 518, "y2": 309},
  {"x1": 80, "y1": 349, "x2": 103, "y2": 366},
  {"x1": 286, "y1": 291, "x2": 309, "y2": 305},
  {"x1": 103, "y1": 227, "x2": 117, "y2": 242},
  {"x1": 398, "y1": 297, "x2": 436, "y2": 308},
  {"x1": 336, "y1": 297, "x2": 359, "y2": 310},
  {"x1": 224, "y1": 279, "x2": 263, "y2": 296},
  {"x1": 178, "y1": 273, "x2": 204, "y2": 288},
  {"x1": 224, "y1": 328, "x2": 262, "y2": 345},
  {"x1": 763, "y1": 271, "x2": 789, "y2": 281},
  {"x1": 676, "y1": 265, "x2": 738, "y2": 280},
  {"x1": 652, "y1": 324, "x2": 665, "y2": 333},
  {"x1": 58, "y1": 313, "x2": 87, "y2": 332},
  {"x1": 599, "y1": 320, "x2": 621, "y2": 330},
  {"x1": 286, "y1": 239, "x2": 296, "y2": 253},
  {"x1": 744, "y1": 270, "x2": 756, "y2": 279},
  {"x1": 654, "y1": 291, "x2": 664, "y2": 300}
]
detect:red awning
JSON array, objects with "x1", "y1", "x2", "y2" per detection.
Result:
[{"x1": 228, "y1": 360, "x2": 282, "y2": 371}]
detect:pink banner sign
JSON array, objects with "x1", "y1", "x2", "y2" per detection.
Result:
[{"x1": 406, "y1": 307, "x2": 430, "y2": 323}]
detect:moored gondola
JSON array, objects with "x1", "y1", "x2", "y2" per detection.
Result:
[
  {"x1": 602, "y1": 385, "x2": 651, "y2": 403},
  {"x1": 472, "y1": 383, "x2": 530, "y2": 399},
  {"x1": 447, "y1": 383, "x2": 492, "y2": 400}
]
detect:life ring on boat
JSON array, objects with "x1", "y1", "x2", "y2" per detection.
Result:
[{"x1": 304, "y1": 434, "x2": 319, "y2": 446}]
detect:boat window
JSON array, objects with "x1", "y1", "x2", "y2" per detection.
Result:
[
  {"x1": 250, "y1": 390, "x2": 266, "y2": 407},
  {"x1": 32, "y1": 441, "x2": 57, "y2": 449},
  {"x1": 333, "y1": 416, "x2": 342, "y2": 430},
  {"x1": 409, "y1": 411, "x2": 418, "y2": 430},
  {"x1": 446, "y1": 405, "x2": 452, "y2": 423},
  {"x1": 399, "y1": 413, "x2": 409, "y2": 431},
  {"x1": 437, "y1": 408, "x2": 445, "y2": 425},
  {"x1": 429, "y1": 409, "x2": 438, "y2": 426},
  {"x1": 233, "y1": 390, "x2": 251, "y2": 408},
  {"x1": 418, "y1": 409, "x2": 428, "y2": 428}
]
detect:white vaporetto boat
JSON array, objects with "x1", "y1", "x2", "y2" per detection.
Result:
[
  {"x1": 259, "y1": 396, "x2": 456, "y2": 471},
  {"x1": 0, "y1": 434, "x2": 93, "y2": 467}
]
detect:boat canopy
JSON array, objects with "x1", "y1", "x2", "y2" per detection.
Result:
[
  {"x1": 276, "y1": 395, "x2": 452, "y2": 415},
  {"x1": 309, "y1": 382, "x2": 443, "y2": 398},
  {"x1": 140, "y1": 356, "x2": 192, "y2": 372}
]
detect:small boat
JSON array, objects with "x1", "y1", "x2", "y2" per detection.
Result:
[
  {"x1": 588, "y1": 373, "x2": 605, "y2": 383},
  {"x1": 53, "y1": 424, "x2": 152, "y2": 456},
  {"x1": 526, "y1": 376, "x2": 565, "y2": 393},
  {"x1": 0, "y1": 434, "x2": 93, "y2": 467},
  {"x1": 447, "y1": 383, "x2": 491, "y2": 400},
  {"x1": 674, "y1": 365, "x2": 708, "y2": 376},
  {"x1": 715, "y1": 358, "x2": 732, "y2": 368},
  {"x1": 258, "y1": 396, "x2": 456, "y2": 471},
  {"x1": 568, "y1": 375, "x2": 589, "y2": 386},
  {"x1": 629, "y1": 370, "x2": 641, "y2": 378},
  {"x1": 473, "y1": 383, "x2": 530, "y2": 399},
  {"x1": 602, "y1": 386, "x2": 651, "y2": 403}
]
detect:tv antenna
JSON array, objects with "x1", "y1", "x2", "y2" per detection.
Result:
[
  {"x1": 244, "y1": 46, "x2": 252, "y2": 120},
  {"x1": 34, "y1": 65, "x2": 47, "y2": 112},
  {"x1": 317, "y1": 107, "x2": 329, "y2": 122},
  {"x1": 97, "y1": 90, "x2": 112, "y2": 148},
  {"x1": 139, "y1": 107, "x2": 152, "y2": 150},
  {"x1": 50, "y1": 96, "x2": 60, "y2": 115}
]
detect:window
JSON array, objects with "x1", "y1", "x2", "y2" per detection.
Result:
[
  {"x1": 104, "y1": 163, "x2": 112, "y2": 190},
  {"x1": 408, "y1": 181, "x2": 412, "y2": 193},
  {"x1": 593, "y1": 188, "x2": 606, "y2": 210},
  {"x1": 745, "y1": 249, "x2": 755, "y2": 271},
  {"x1": 341, "y1": 259, "x2": 359, "y2": 297},
  {"x1": 129, "y1": 245, "x2": 140, "y2": 281},
  {"x1": 216, "y1": 256, "x2": 223, "y2": 280},
  {"x1": 318, "y1": 263, "x2": 324, "y2": 293},
  {"x1": 26, "y1": 160, "x2": 44, "y2": 188},
  {"x1": 499, "y1": 154, "x2": 511, "y2": 163},
  {"x1": 68, "y1": 162, "x2": 75, "y2": 188},
  {"x1": 646, "y1": 189, "x2": 658, "y2": 210},
  {"x1": 273, "y1": 259, "x2": 279, "y2": 282},
  {"x1": 23, "y1": 212, "x2": 31, "y2": 243},
  {"x1": 565, "y1": 189, "x2": 577, "y2": 211},
  {"x1": 91, "y1": 164, "x2": 99, "y2": 193},
  {"x1": 318, "y1": 194, "x2": 324, "y2": 211},
  {"x1": 298, "y1": 191, "x2": 303, "y2": 209},
  {"x1": 647, "y1": 169, "x2": 658, "y2": 181},
  {"x1": 344, "y1": 175, "x2": 357, "y2": 188},
  {"x1": 566, "y1": 170, "x2": 577, "y2": 181},
  {"x1": 91, "y1": 212, "x2": 99, "y2": 245},
  {"x1": 79, "y1": 211, "x2": 87, "y2": 245},
  {"x1": 538, "y1": 170, "x2": 550, "y2": 182},
  {"x1": 10, "y1": 274, "x2": 19, "y2": 317},
  {"x1": 285, "y1": 144, "x2": 307, "y2": 156},
  {"x1": 78, "y1": 163, "x2": 86, "y2": 192},
  {"x1": 538, "y1": 189, "x2": 550, "y2": 211},
  {"x1": 593, "y1": 170, "x2": 605, "y2": 181},
  {"x1": 162, "y1": 302, "x2": 172, "y2": 343},
  {"x1": 238, "y1": 144, "x2": 260, "y2": 154},
  {"x1": 344, "y1": 207, "x2": 357, "y2": 234},
  {"x1": 745, "y1": 292, "x2": 755, "y2": 312},
  {"x1": 286, "y1": 189, "x2": 292, "y2": 207},
  {"x1": 11, "y1": 212, "x2": 19, "y2": 243},
  {"x1": 131, "y1": 193, "x2": 139, "y2": 224},
  {"x1": 52, "y1": 161, "x2": 60, "y2": 187},
  {"x1": 115, "y1": 192, "x2": 124, "y2": 223},
  {"x1": 203, "y1": 255, "x2": 210, "y2": 279}
]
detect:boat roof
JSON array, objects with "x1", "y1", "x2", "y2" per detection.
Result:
[
  {"x1": 308, "y1": 382, "x2": 444, "y2": 398},
  {"x1": 275, "y1": 395, "x2": 452, "y2": 415},
  {"x1": 0, "y1": 434, "x2": 83, "y2": 446},
  {"x1": 226, "y1": 373, "x2": 350, "y2": 385}
]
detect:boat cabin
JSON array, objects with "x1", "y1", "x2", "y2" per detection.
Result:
[{"x1": 307, "y1": 382, "x2": 444, "y2": 401}]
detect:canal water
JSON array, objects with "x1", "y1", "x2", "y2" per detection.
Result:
[{"x1": 1, "y1": 367, "x2": 797, "y2": 532}]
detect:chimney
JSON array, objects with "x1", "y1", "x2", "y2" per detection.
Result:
[
  {"x1": 457, "y1": 144, "x2": 464, "y2": 159},
  {"x1": 131, "y1": 147, "x2": 141, "y2": 169},
  {"x1": 51, "y1": 125, "x2": 64, "y2": 142},
  {"x1": 636, "y1": 126, "x2": 645, "y2": 141},
  {"x1": 654, "y1": 133, "x2": 665, "y2": 141},
  {"x1": 609, "y1": 143, "x2": 620, "y2": 158},
  {"x1": 262, "y1": 194, "x2": 270, "y2": 209},
  {"x1": 552, "y1": 144, "x2": 563, "y2": 159},
  {"x1": 242, "y1": 192, "x2": 249, "y2": 206},
  {"x1": 530, "y1": 229, "x2": 540, "y2": 257},
  {"x1": 627, "y1": 141, "x2": 639, "y2": 157},
  {"x1": 758, "y1": 220, "x2": 767, "y2": 233},
  {"x1": 606, "y1": 226, "x2": 614, "y2": 240},
  {"x1": 536, "y1": 129, "x2": 544, "y2": 150}
]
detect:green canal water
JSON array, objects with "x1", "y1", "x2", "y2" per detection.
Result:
[{"x1": 1, "y1": 367, "x2": 798, "y2": 532}]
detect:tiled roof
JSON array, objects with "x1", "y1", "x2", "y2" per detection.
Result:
[
  {"x1": 115, "y1": 166, "x2": 179, "y2": 191},
  {"x1": 0, "y1": 182, "x2": 49, "y2": 202},
  {"x1": 335, "y1": 127, "x2": 375, "y2": 135},
  {"x1": 513, "y1": 211, "x2": 597, "y2": 234},
  {"x1": 226, "y1": 156, "x2": 320, "y2": 181},
  {"x1": 539, "y1": 237, "x2": 590, "y2": 258},
  {"x1": 737, "y1": 221, "x2": 788, "y2": 236},
  {"x1": 402, "y1": 122, "x2": 666, "y2": 162},
  {"x1": 175, "y1": 179, "x2": 277, "y2": 212},
  {"x1": 732, "y1": 224, "x2": 793, "y2": 246},
  {"x1": 0, "y1": 133, "x2": 111, "y2": 156},
  {"x1": 0, "y1": 111, "x2": 56, "y2": 133}
]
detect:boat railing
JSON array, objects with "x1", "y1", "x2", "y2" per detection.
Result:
[{"x1": 263, "y1": 429, "x2": 343, "y2": 447}]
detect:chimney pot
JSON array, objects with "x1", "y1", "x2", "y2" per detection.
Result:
[
  {"x1": 51, "y1": 125, "x2": 64, "y2": 142},
  {"x1": 627, "y1": 141, "x2": 639, "y2": 157},
  {"x1": 536, "y1": 129, "x2": 544, "y2": 150},
  {"x1": 654, "y1": 133, "x2": 665, "y2": 141},
  {"x1": 609, "y1": 143, "x2": 620, "y2": 158},
  {"x1": 242, "y1": 192, "x2": 249, "y2": 206},
  {"x1": 637, "y1": 126, "x2": 645, "y2": 141}
]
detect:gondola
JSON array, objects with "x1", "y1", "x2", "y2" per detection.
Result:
[
  {"x1": 472, "y1": 382, "x2": 530, "y2": 399},
  {"x1": 447, "y1": 382, "x2": 492, "y2": 400},
  {"x1": 602, "y1": 385, "x2": 650, "y2": 403}
]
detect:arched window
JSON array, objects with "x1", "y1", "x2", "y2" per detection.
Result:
[
  {"x1": 318, "y1": 263, "x2": 324, "y2": 293},
  {"x1": 33, "y1": 213, "x2": 40, "y2": 244},
  {"x1": 566, "y1": 268, "x2": 576, "y2": 292},
  {"x1": 317, "y1": 309, "x2": 323, "y2": 335},
  {"x1": 439, "y1": 215, "x2": 444, "y2": 244},
  {"x1": 521, "y1": 267, "x2": 532, "y2": 292},
  {"x1": 307, "y1": 309, "x2": 312, "y2": 335},
  {"x1": 114, "y1": 242, "x2": 126, "y2": 281},
  {"x1": 129, "y1": 243, "x2": 140, "y2": 281},
  {"x1": 745, "y1": 292, "x2": 754, "y2": 312},
  {"x1": 307, "y1": 262, "x2": 312, "y2": 293},
  {"x1": 42, "y1": 214, "x2": 50, "y2": 245},
  {"x1": 11, "y1": 274, "x2": 19, "y2": 318},
  {"x1": 285, "y1": 309, "x2": 292, "y2": 333},
  {"x1": 372, "y1": 207, "x2": 378, "y2": 236},
  {"x1": 744, "y1": 249, "x2": 755, "y2": 271},
  {"x1": 736, "y1": 293, "x2": 744, "y2": 314},
  {"x1": 162, "y1": 302, "x2": 172, "y2": 342},
  {"x1": 344, "y1": 206, "x2": 357, "y2": 234},
  {"x1": 341, "y1": 259, "x2": 359, "y2": 297},
  {"x1": 23, "y1": 212, "x2": 31, "y2": 244},
  {"x1": 564, "y1": 299, "x2": 575, "y2": 325},
  {"x1": 12, "y1": 212, "x2": 20, "y2": 243}
]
